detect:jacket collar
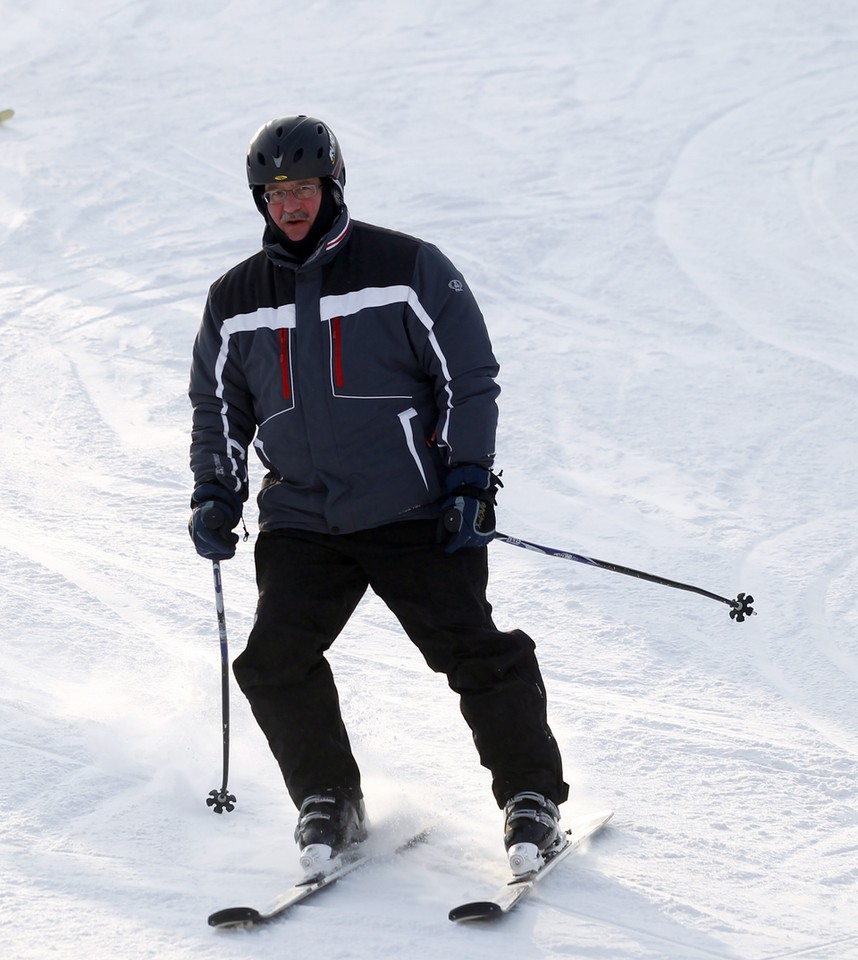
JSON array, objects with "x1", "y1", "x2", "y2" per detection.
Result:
[{"x1": 262, "y1": 206, "x2": 352, "y2": 271}]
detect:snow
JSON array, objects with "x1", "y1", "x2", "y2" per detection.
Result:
[{"x1": 2, "y1": 1, "x2": 857, "y2": 956}]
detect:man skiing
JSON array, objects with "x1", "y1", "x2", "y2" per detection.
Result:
[{"x1": 188, "y1": 115, "x2": 568, "y2": 876}]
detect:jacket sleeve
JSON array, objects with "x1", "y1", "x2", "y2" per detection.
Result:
[
  {"x1": 188, "y1": 288, "x2": 256, "y2": 502},
  {"x1": 408, "y1": 242, "x2": 500, "y2": 469}
]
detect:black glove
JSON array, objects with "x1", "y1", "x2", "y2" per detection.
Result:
[
  {"x1": 188, "y1": 482, "x2": 242, "y2": 561},
  {"x1": 440, "y1": 465, "x2": 502, "y2": 553}
]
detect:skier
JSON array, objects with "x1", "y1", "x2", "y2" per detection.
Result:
[{"x1": 188, "y1": 115, "x2": 569, "y2": 876}]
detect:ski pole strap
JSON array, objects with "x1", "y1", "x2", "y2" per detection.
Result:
[{"x1": 495, "y1": 533, "x2": 755, "y2": 622}]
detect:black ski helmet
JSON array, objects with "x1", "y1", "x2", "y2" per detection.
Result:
[{"x1": 246, "y1": 115, "x2": 345, "y2": 189}]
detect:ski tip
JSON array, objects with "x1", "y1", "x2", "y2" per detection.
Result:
[
  {"x1": 207, "y1": 905, "x2": 263, "y2": 929},
  {"x1": 448, "y1": 900, "x2": 502, "y2": 922}
]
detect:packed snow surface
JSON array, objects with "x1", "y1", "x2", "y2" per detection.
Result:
[{"x1": 2, "y1": 2, "x2": 857, "y2": 957}]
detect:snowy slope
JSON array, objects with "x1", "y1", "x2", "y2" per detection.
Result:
[{"x1": 2, "y1": 1, "x2": 857, "y2": 957}]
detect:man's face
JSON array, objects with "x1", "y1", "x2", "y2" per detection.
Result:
[{"x1": 262, "y1": 178, "x2": 323, "y2": 242}]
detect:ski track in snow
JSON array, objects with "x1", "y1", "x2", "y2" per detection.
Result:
[{"x1": 2, "y1": 2, "x2": 857, "y2": 958}]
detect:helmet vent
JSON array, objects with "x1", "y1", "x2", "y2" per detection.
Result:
[{"x1": 292, "y1": 148, "x2": 304, "y2": 163}]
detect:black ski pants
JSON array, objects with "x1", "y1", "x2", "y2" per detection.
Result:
[{"x1": 232, "y1": 519, "x2": 568, "y2": 810}]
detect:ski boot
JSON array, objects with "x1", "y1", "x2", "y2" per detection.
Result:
[
  {"x1": 503, "y1": 791, "x2": 563, "y2": 876},
  {"x1": 295, "y1": 791, "x2": 368, "y2": 874}
]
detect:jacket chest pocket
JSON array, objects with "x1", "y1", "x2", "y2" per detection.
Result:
[
  {"x1": 324, "y1": 315, "x2": 414, "y2": 400},
  {"x1": 330, "y1": 316, "x2": 345, "y2": 388},
  {"x1": 279, "y1": 327, "x2": 292, "y2": 398}
]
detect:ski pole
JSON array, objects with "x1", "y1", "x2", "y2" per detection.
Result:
[
  {"x1": 495, "y1": 532, "x2": 755, "y2": 622},
  {"x1": 206, "y1": 559, "x2": 237, "y2": 813}
]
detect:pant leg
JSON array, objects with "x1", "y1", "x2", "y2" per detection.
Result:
[
  {"x1": 353, "y1": 520, "x2": 569, "y2": 808},
  {"x1": 232, "y1": 529, "x2": 369, "y2": 807}
]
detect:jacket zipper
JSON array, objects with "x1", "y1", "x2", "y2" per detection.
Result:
[
  {"x1": 279, "y1": 328, "x2": 291, "y2": 399},
  {"x1": 331, "y1": 316, "x2": 344, "y2": 388}
]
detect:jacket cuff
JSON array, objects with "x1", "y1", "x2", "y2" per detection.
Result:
[{"x1": 445, "y1": 465, "x2": 492, "y2": 493}]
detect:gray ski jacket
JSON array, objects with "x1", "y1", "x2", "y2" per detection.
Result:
[{"x1": 189, "y1": 205, "x2": 500, "y2": 534}]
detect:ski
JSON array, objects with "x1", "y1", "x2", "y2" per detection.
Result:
[
  {"x1": 0, "y1": 109, "x2": 14, "y2": 123},
  {"x1": 448, "y1": 809, "x2": 613, "y2": 923},
  {"x1": 208, "y1": 827, "x2": 429, "y2": 929}
]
